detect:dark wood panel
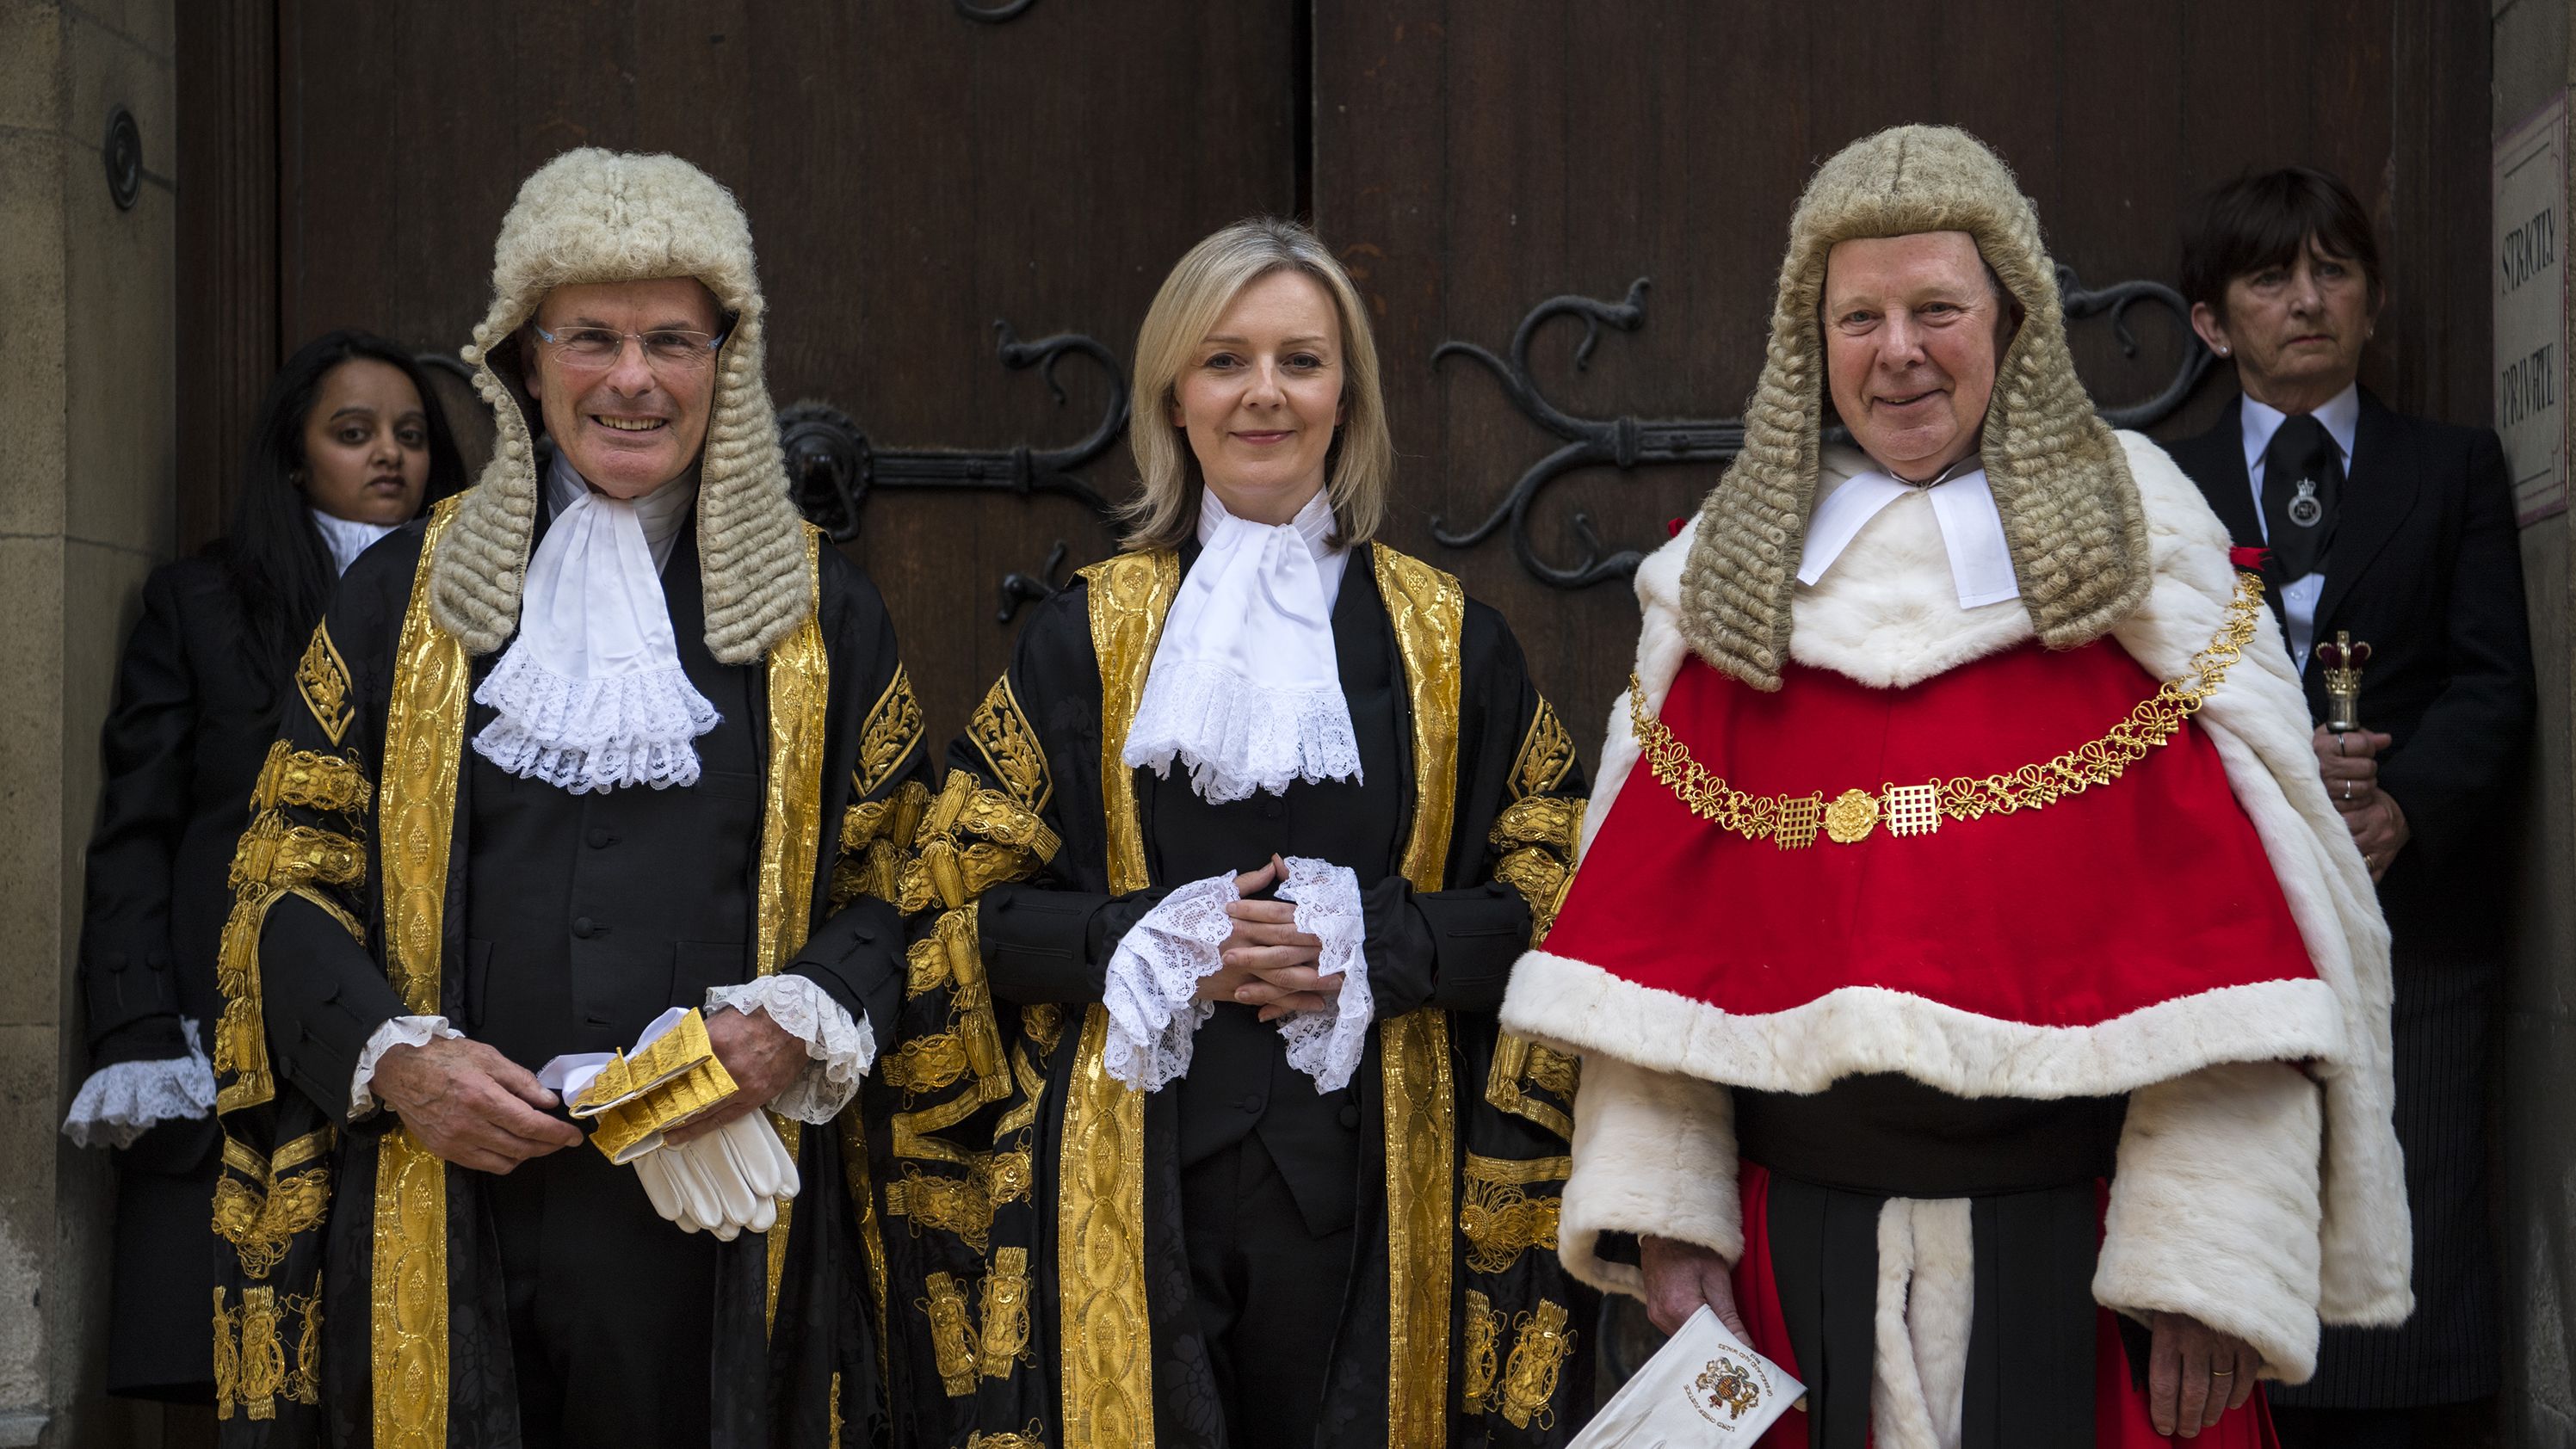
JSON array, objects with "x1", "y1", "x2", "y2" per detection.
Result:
[
  {"x1": 1314, "y1": 0, "x2": 2462, "y2": 761},
  {"x1": 174, "y1": 0, "x2": 278, "y2": 553},
  {"x1": 268, "y1": 0, "x2": 1297, "y2": 736}
]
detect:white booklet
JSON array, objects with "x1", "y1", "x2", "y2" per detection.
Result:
[{"x1": 1566, "y1": 1304, "x2": 1806, "y2": 1446}]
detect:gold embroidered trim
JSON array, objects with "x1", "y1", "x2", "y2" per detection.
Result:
[
  {"x1": 996, "y1": 1041, "x2": 1051, "y2": 1136},
  {"x1": 884, "y1": 1147, "x2": 1033, "y2": 1252},
  {"x1": 1058, "y1": 1006, "x2": 1152, "y2": 1448},
  {"x1": 922, "y1": 1270, "x2": 978, "y2": 1397},
  {"x1": 1486, "y1": 1033, "x2": 1578, "y2": 1142},
  {"x1": 979, "y1": 1245, "x2": 1034, "y2": 1378},
  {"x1": 893, "y1": 1089, "x2": 988, "y2": 1162},
  {"x1": 213, "y1": 1288, "x2": 241, "y2": 1419},
  {"x1": 837, "y1": 777, "x2": 930, "y2": 909},
  {"x1": 906, "y1": 907, "x2": 975, "y2": 997},
  {"x1": 858, "y1": 663, "x2": 925, "y2": 795},
  {"x1": 1629, "y1": 570, "x2": 2268, "y2": 849},
  {"x1": 1021, "y1": 1002, "x2": 1066, "y2": 1055},
  {"x1": 967, "y1": 1425, "x2": 1051, "y2": 1448},
  {"x1": 214, "y1": 1135, "x2": 333, "y2": 1279},
  {"x1": 900, "y1": 771, "x2": 1061, "y2": 912},
  {"x1": 970, "y1": 672, "x2": 1053, "y2": 812},
  {"x1": 1462, "y1": 1288, "x2": 1508, "y2": 1415},
  {"x1": 1374, "y1": 545, "x2": 1466, "y2": 1447},
  {"x1": 214, "y1": 884, "x2": 359, "y2": 1117},
  {"x1": 239, "y1": 1285, "x2": 285, "y2": 1420},
  {"x1": 1461, "y1": 1154, "x2": 1566, "y2": 1273},
  {"x1": 370, "y1": 496, "x2": 469, "y2": 1449},
  {"x1": 882, "y1": 1033, "x2": 972, "y2": 1096},
  {"x1": 285, "y1": 1276, "x2": 323, "y2": 1405},
  {"x1": 1511, "y1": 698, "x2": 1578, "y2": 798},
  {"x1": 295, "y1": 620, "x2": 355, "y2": 745},
  {"x1": 252, "y1": 739, "x2": 374, "y2": 817},
  {"x1": 226, "y1": 812, "x2": 366, "y2": 894},
  {"x1": 1500, "y1": 1298, "x2": 1578, "y2": 1430},
  {"x1": 1056, "y1": 550, "x2": 1179, "y2": 1449},
  {"x1": 757, "y1": 528, "x2": 832, "y2": 1330}
]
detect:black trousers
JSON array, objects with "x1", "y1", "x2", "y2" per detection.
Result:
[
  {"x1": 2270, "y1": 1402, "x2": 2488, "y2": 1449},
  {"x1": 1178, "y1": 1132, "x2": 1355, "y2": 1449},
  {"x1": 485, "y1": 1143, "x2": 722, "y2": 1448}
]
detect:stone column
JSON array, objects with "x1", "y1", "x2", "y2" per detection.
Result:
[
  {"x1": 2495, "y1": 2, "x2": 2576, "y2": 1445},
  {"x1": 0, "y1": 0, "x2": 178, "y2": 1444}
]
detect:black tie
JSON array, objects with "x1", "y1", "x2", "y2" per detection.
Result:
[{"x1": 2260, "y1": 414, "x2": 2342, "y2": 579}]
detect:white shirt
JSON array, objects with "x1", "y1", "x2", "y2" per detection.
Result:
[
  {"x1": 309, "y1": 509, "x2": 398, "y2": 576},
  {"x1": 2240, "y1": 383, "x2": 2360, "y2": 671},
  {"x1": 1796, "y1": 449, "x2": 2021, "y2": 609}
]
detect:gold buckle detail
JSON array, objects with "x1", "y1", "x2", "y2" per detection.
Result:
[
  {"x1": 1883, "y1": 783, "x2": 1943, "y2": 838},
  {"x1": 1775, "y1": 793, "x2": 1823, "y2": 850},
  {"x1": 1822, "y1": 788, "x2": 1878, "y2": 845}
]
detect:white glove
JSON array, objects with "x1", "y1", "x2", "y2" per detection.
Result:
[{"x1": 630, "y1": 1113, "x2": 801, "y2": 1239}]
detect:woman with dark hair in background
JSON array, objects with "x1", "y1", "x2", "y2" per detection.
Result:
[
  {"x1": 59, "y1": 328, "x2": 467, "y2": 1402},
  {"x1": 2170, "y1": 167, "x2": 2536, "y2": 1449}
]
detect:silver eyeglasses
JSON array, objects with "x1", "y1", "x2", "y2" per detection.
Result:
[{"x1": 531, "y1": 321, "x2": 730, "y2": 373}]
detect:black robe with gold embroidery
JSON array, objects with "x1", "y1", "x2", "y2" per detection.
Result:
[
  {"x1": 208, "y1": 498, "x2": 927, "y2": 1447},
  {"x1": 874, "y1": 542, "x2": 1595, "y2": 1449}
]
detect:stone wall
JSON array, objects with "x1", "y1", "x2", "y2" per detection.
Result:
[
  {"x1": 0, "y1": 1, "x2": 177, "y2": 1444},
  {"x1": 2493, "y1": 2, "x2": 2576, "y2": 1446}
]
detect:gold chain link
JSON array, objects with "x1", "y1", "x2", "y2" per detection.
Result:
[{"x1": 1628, "y1": 571, "x2": 2266, "y2": 848}]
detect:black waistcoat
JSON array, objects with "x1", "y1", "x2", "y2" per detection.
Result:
[
  {"x1": 1141, "y1": 552, "x2": 1406, "y2": 1236},
  {"x1": 460, "y1": 519, "x2": 766, "y2": 1070}
]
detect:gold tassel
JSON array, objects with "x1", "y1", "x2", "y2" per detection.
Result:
[
  {"x1": 211, "y1": 1288, "x2": 240, "y2": 1420},
  {"x1": 239, "y1": 1286, "x2": 286, "y2": 1421}
]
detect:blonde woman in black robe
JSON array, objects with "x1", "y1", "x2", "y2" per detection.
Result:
[{"x1": 878, "y1": 218, "x2": 1596, "y2": 1448}]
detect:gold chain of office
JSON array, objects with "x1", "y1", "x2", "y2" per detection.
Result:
[{"x1": 1628, "y1": 570, "x2": 2267, "y2": 849}]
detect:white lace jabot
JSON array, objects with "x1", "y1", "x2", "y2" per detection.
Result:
[
  {"x1": 470, "y1": 453, "x2": 717, "y2": 793},
  {"x1": 1121, "y1": 486, "x2": 1359, "y2": 803}
]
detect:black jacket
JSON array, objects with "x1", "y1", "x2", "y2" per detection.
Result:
[
  {"x1": 2168, "y1": 391, "x2": 2534, "y2": 955},
  {"x1": 76, "y1": 553, "x2": 284, "y2": 1398},
  {"x1": 2169, "y1": 390, "x2": 2533, "y2": 1404}
]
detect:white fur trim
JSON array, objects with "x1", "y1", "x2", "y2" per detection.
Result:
[
  {"x1": 1504, "y1": 952, "x2": 2343, "y2": 1100},
  {"x1": 1788, "y1": 448, "x2": 2036, "y2": 691},
  {"x1": 2094, "y1": 1060, "x2": 2326, "y2": 1382},
  {"x1": 1513, "y1": 431, "x2": 2409, "y2": 1326},
  {"x1": 1559, "y1": 1054, "x2": 1741, "y2": 1296},
  {"x1": 1874, "y1": 1197, "x2": 1975, "y2": 1449}
]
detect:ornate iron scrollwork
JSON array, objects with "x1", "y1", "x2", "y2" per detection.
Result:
[
  {"x1": 954, "y1": 0, "x2": 1039, "y2": 21},
  {"x1": 782, "y1": 320, "x2": 1128, "y2": 620},
  {"x1": 1432, "y1": 269, "x2": 2214, "y2": 588}
]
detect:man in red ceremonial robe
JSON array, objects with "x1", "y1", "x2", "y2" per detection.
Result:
[{"x1": 1500, "y1": 126, "x2": 2409, "y2": 1448}]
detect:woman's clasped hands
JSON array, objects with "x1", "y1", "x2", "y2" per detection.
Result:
[{"x1": 1197, "y1": 854, "x2": 1347, "y2": 1021}]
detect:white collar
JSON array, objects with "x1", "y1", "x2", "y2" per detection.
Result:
[
  {"x1": 2239, "y1": 382, "x2": 2361, "y2": 473},
  {"x1": 308, "y1": 509, "x2": 398, "y2": 576},
  {"x1": 1123, "y1": 485, "x2": 1362, "y2": 802},
  {"x1": 469, "y1": 453, "x2": 720, "y2": 793},
  {"x1": 544, "y1": 451, "x2": 697, "y2": 571},
  {"x1": 1796, "y1": 447, "x2": 2020, "y2": 609},
  {"x1": 1196, "y1": 484, "x2": 1349, "y2": 607}
]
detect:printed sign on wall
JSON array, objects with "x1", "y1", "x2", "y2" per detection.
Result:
[{"x1": 2495, "y1": 91, "x2": 2568, "y2": 527}]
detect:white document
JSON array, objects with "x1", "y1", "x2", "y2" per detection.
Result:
[{"x1": 1567, "y1": 1305, "x2": 1805, "y2": 1447}]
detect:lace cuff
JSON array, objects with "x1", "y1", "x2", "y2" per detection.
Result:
[
  {"x1": 1275, "y1": 858, "x2": 1372, "y2": 1093},
  {"x1": 61, "y1": 1016, "x2": 217, "y2": 1150},
  {"x1": 704, "y1": 975, "x2": 878, "y2": 1124},
  {"x1": 350, "y1": 1014, "x2": 463, "y2": 1117},
  {"x1": 1122, "y1": 657, "x2": 1362, "y2": 804},
  {"x1": 1102, "y1": 872, "x2": 1241, "y2": 1089}
]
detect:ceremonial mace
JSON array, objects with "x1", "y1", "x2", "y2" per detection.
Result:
[{"x1": 2315, "y1": 631, "x2": 2374, "y2": 733}]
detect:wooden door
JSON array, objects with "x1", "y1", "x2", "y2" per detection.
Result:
[{"x1": 180, "y1": 0, "x2": 2488, "y2": 758}]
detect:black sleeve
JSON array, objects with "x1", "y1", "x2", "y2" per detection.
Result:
[
  {"x1": 75, "y1": 566, "x2": 195, "y2": 1049},
  {"x1": 2377, "y1": 429, "x2": 2537, "y2": 862},
  {"x1": 262, "y1": 894, "x2": 411, "y2": 1125},
  {"x1": 232, "y1": 542, "x2": 413, "y2": 1127},
  {"x1": 787, "y1": 567, "x2": 930, "y2": 1042}
]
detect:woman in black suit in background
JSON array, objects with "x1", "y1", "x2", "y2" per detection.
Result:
[
  {"x1": 60, "y1": 329, "x2": 466, "y2": 1402},
  {"x1": 2169, "y1": 168, "x2": 2536, "y2": 1449}
]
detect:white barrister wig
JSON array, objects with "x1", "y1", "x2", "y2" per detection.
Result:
[{"x1": 431, "y1": 148, "x2": 809, "y2": 665}]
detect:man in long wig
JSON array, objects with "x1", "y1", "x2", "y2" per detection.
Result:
[
  {"x1": 1502, "y1": 127, "x2": 2410, "y2": 1446},
  {"x1": 209, "y1": 150, "x2": 923, "y2": 1446}
]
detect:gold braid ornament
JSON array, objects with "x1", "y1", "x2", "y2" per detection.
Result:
[{"x1": 1629, "y1": 570, "x2": 2265, "y2": 849}]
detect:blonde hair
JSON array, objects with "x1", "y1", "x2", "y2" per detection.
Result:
[{"x1": 1121, "y1": 217, "x2": 1393, "y2": 552}]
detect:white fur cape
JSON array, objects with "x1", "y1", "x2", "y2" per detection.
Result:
[{"x1": 1499, "y1": 435, "x2": 2411, "y2": 1381}]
